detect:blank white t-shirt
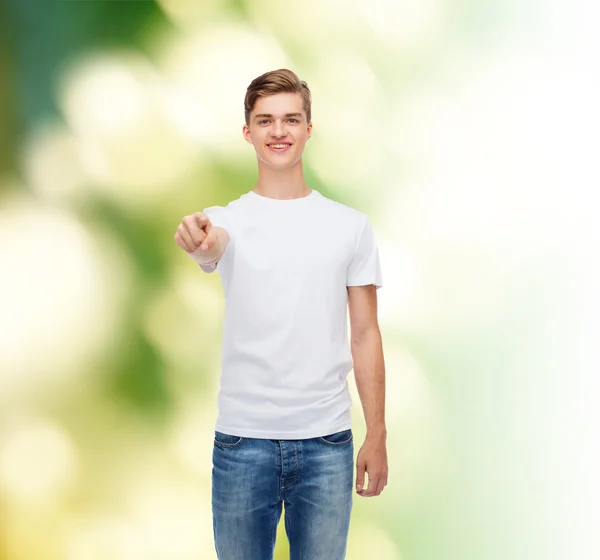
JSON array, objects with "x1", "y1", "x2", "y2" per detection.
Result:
[{"x1": 199, "y1": 188, "x2": 382, "y2": 439}]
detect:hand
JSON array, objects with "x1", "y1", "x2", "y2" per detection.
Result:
[
  {"x1": 355, "y1": 432, "x2": 388, "y2": 497},
  {"x1": 174, "y1": 212, "x2": 216, "y2": 254}
]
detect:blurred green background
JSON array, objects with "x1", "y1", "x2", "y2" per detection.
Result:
[{"x1": 1, "y1": 1, "x2": 598, "y2": 559}]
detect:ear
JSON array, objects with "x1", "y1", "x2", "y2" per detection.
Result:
[
  {"x1": 242, "y1": 123, "x2": 253, "y2": 144},
  {"x1": 307, "y1": 122, "x2": 313, "y2": 140}
]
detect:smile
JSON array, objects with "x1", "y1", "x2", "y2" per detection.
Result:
[{"x1": 267, "y1": 143, "x2": 292, "y2": 152}]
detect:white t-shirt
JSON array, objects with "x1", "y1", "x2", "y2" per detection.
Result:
[{"x1": 199, "y1": 189, "x2": 382, "y2": 439}]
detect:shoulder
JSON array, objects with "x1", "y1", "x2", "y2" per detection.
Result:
[
  {"x1": 204, "y1": 195, "x2": 243, "y2": 215},
  {"x1": 314, "y1": 194, "x2": 380, "y2": 256},
  {"x1": 314, "y1": 191, "x2": 369, "y2": 226},
  {"x1": 203, "y1": 193, "x2": 249, "y2": 233}
]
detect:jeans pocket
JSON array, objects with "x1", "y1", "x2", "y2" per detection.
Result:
[
  {"x1": 214, "y1": 431, "x2": 244, "y2": 448},
  {"x1": 318, "y1": 429, "x2": 353, "y2": 446}
]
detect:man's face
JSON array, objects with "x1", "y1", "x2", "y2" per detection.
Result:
[{"x1": 243, "y1": 92, "x2": 312, "y2": 170}]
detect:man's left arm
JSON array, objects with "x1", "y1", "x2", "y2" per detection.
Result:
[{"x1": 348, "y1": 284, "x2": 389, "y2": 498}]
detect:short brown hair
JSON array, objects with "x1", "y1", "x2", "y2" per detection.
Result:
[{"x1": 244, "y1": 69, "x2": 312, "y2": 125}]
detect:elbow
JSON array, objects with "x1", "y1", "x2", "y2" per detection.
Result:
[{"x1": 350, "y1": 326, "x2": 381, "y2": 347}]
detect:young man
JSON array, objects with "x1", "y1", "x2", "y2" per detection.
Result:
[{"x1": 174, "y1": 69, "x2": 388, "y2": 560}]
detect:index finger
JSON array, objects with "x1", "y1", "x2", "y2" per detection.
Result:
[
  {"x1": 201, "y1": 227, "x2": 219, "y2": 250},
  {"x1": 194, "y1": 213, "x2": 211, "y2": 230}
]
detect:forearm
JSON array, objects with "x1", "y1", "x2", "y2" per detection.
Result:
[
  {"x1": 189, "y1": 227, "x2": 229, "y2": 265},
  {"x1": 351, "y1": 328, "x2": 387, "y2": 438}
]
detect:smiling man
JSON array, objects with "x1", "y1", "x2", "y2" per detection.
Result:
[{"x1": 174, "y1": 69, "x2": 388, "y2": 560}]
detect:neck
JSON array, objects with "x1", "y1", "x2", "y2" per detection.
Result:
[{"x1": 253, "y1": 158, "x2": 311, "y2": 199}]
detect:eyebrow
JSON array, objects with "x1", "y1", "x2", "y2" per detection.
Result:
[{"x1": 254, "y1": 113, "x2": 303, "y2": 120}]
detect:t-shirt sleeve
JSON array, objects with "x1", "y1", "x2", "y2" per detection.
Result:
[
  {"x1": 346, "y1": 216, "x2": 383, "y2": 289},
  {"x1": 197, "y1": 205, "x2": 234, "y2": 274}
]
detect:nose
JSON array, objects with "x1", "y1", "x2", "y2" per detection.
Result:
[{"x1": 271, "y1": 119, "x2": 286, "y2": 138}]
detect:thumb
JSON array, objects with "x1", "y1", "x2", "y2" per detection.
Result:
[
  {"x1": 200, "y1": 226, "x2": 217, "y2": 251},
  {"x1": 356, "y1": 461, "x2": 366, "y2": 492}
]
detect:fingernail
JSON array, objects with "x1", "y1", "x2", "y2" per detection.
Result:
[
  {"x1": 356, "y1": 485, "x2": 362, "y2": 492},
  {"x1": 201, "y1": 244, "x2": 208, "y2": 250}
]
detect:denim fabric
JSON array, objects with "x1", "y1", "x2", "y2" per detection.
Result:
[{"x1": 212, "y1": 429, "x2": 354, "y2": 560}]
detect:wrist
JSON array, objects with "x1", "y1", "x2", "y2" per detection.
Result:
[
  {"x1": 365, "y1": 424, "x2": 387, "y2": 439},
  {"x1": 189, "y1": 247, "x2": 219, "y2": 265}
]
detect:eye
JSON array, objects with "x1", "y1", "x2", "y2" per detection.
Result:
[
  {"x1": 287, "y1": 119, "x2": 299, "y2": 124},
  {"x1": 258, "y1": 119, "x2": 269, "y2": 125}
]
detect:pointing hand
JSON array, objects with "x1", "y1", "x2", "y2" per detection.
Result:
[{"x1": 174, "y1": 212, "x2": 216, "y2": 254}]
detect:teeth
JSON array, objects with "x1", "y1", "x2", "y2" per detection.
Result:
[{"x1": 270, "y1": 144, "x2": 290, "y2": 149}]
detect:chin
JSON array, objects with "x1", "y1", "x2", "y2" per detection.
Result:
[
  {"x1": 259, "y1": 155, "x2": 297, "y2": 170},
  {"x1": 267, "y1": 162, "x2": 295, "y2": 171}
]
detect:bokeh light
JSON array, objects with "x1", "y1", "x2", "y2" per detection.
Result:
[
  {"x1": 0, "y1": 418, "x2": 78, "y2": 506},
  {"x1": 58, "y1": 53, "x2": 202, "y2": 206},
  {"x1": 0, "y1": 195, "x2": 128, "y2": 403}
]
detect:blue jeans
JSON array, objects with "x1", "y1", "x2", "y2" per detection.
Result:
[{"x1": 212, "y1": 429, "x2": 354, "y2": 560}]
